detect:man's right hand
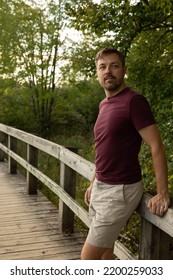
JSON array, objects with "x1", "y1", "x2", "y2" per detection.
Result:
[{"x1": 84, "y1": 184, "x2": 93, "y2": 206}]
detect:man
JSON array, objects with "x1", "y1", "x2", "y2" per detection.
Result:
[{"x1": 80, "y1": 48, "x2": 170, "y2": 260}]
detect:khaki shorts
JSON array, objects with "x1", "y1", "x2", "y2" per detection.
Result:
[{"x1": 86, "y1": 179, "x2": 143, "y2": 248}]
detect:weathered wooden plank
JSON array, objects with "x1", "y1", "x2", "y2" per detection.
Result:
[
  {"x1": 0, "y1": 131, "x2": 5, "y2": 161},
  {"x1": 0, "y1": 199, "x2": 57, "y2": 207},
  {"x1": 59, "y1": 151, "x2": 77, "y2": 233},
  {"x1": 0, "y1": 211, "x2": 58, "y2": 223},
  {"x1": 0, "y1": 220, "x2": 58, "y2": 233},
  {"x1": 27, "y1": 144, "x2": 38, "y2": 194},
  {"x1": 8, "y1": 135, "x2": 17, "y2": 174},
  {"x1": 0, "y1": 232, "x2": 84, "y2": 247},
  {"x1": 0, "y1": 219, "x2": 58, "y2": 229},
  {"x1": 0, "y1": 204, "x2": 56, "y2": 215},
  {"x1": 139, "y1": 218, "x2": 172, "y2": 259},
  {"x1": 0, "y1": 196, "x2": 52, "y2": 205},
  {"x1": 25, "y1": 253, "x2": 80, "y2": 260},
  {"x1": 0, "y1": 243, "x2": 83, "y2": 260},
  {"x1": 0, "y1": 207, "x2": 58, "y2": 216},
  {"x1": 0, "y1": 244, "x2": 83, "y2": 260},
  {"x1": 114, "y1": 240, "x2": 137, "y2": 260},
  {"x1": 0, "y1": 238, "x2": 84, "y2": 255}
]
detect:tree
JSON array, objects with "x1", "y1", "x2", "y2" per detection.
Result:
[
  {"x1": 0, "y1": 0, "x2": 67, "y2": 136},
  {"x1": 65, "y1": 0, "x2": 173, "y2": 54}
]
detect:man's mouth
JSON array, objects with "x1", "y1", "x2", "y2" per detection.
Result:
[{"x1": 104, "y1": 76, "x2": 115, "y2": 81}]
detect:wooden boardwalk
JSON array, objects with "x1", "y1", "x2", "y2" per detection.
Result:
[{"x1": 0, "y1": 162, "x2": 85, "y2": 260}]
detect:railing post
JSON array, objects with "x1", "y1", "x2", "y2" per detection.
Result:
[
  {"x1": 0, "y1": 132, "x2": 5, "y2": 161},
  {"x1": 139, "y1": 218, "x2": 172, "y2": 259},
  {"x1": 8, "y1": 135, "x2": 17, "y2": 174},
  {"x1": 27, "y1": 144, "x2": 38, "y2": 194},
  {"x1": 59, "y1": 147, "x2": 77, "y2": 233}
]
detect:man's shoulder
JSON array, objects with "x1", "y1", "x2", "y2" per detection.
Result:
[
  {"x1": 119, "y1": 87, "x2": 141, "y2": 104},
  {"x1": 125, "y1": 87, "x2": 140, "y2": 96},
  {"x1": 125, "y1": 87, "x2": 147, "y2": 103}
]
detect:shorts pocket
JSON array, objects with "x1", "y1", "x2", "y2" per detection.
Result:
[
  {"x1": 100, "y1": 184, "x2": 125, "y2": 203},
  {"x1": 94, "y1": 185, "x2": 126, "y2": 224},
  {"x1": 112, "y1": 184, "x2": 125, "y2": 203}
]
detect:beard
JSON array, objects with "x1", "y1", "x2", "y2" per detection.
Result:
[{"x1": 103, "y1": 77, "x2": 124, "y2": 92}]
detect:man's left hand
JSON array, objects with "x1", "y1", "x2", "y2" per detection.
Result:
[{"x1": 147, "y1": 193, "x2": 170, "y2": 216}]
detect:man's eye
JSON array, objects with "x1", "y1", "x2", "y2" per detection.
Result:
[
  {"x1": 99, "y1": 66, "x2": 105, "y2": 70},
  {"x1": 112, "y1": 64, "x2": 119, "y2": 68}
]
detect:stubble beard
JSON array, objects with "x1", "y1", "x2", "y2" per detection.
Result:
[{"x1": 103, "y1": 78, "x2": 123, "y2": 93}]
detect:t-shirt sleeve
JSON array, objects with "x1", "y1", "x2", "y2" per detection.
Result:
[{"x1": 129, "y1": 95, "x2": 156, "y2": 131}]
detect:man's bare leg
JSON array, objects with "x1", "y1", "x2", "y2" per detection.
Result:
[
  {"x1": 81, "y1": 241, "x2": 114, "y2": 260},
  {"x1": 101, "y1": 247, "x2": 114, "y2": 260}
]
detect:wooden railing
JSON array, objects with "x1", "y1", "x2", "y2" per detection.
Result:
[{"x1": 0, "y1": 123, "x2": 172, "y2": 260}]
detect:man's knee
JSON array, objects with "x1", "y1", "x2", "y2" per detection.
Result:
[
  {"x1": 81, "y1": 241, "x2": 112, "y2": 260},
  {"x1": 101, "y1": 247, "x2": 114, "y2": 260},
  {"x1": 81, "y1": 242, "x2": 99, "y2": 260}
]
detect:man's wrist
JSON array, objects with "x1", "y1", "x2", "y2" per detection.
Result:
[{"x1": 156, "y1": 188, "x2": 169, "y2": 196}]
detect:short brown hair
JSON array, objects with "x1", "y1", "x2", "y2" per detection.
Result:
[{"x1": 95, "y1": 48, "x2": 125, "y2": 67}]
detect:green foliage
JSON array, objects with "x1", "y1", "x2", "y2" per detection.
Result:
[
  {"x1": 125, "y1": 28, "x2": 173, "y2": 196},
  {"x1": 0, "y1": 0, "x2": 68, "y2": 136},
  {"x1": 65, "y1": 0, "x2": 173, "y2": 54},
  {"x1": 126, "y1": 29, "x2": 173, "y2": 99},
  {"x1": 50, "y1": 79, "x2": 104, "y2": 136},
  {"x1": 0, "y1": 78, "x2": 34, "y2": 130}
]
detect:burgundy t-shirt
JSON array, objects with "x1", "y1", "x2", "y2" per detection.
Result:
[{"x1": 94, "y1": 87, "x2": 155, "y2": 184}]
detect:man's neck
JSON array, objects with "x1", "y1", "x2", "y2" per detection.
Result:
[{"x1": 105, "y1": 84, "x2": 127, "y2": 98}]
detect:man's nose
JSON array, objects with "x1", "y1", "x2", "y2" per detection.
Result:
[{"x1": 105, "y1": 66, "x2": 111, "y2": 73}]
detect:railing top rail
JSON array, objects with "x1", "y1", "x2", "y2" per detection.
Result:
[{"x1": 0, "y1": 123, "x2": 94, "y2": 181}]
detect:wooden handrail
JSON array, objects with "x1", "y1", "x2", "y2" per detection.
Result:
[
  {"x1": 0, "y1": 124, "x2": 172, "y2": 260},
  {"x1": 0, "y1": 123, "x2": 94, "y2": 180}
]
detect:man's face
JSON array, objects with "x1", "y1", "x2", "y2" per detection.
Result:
[{"x1": 96, "y1": 53, "x2": 126, "y2": 94}]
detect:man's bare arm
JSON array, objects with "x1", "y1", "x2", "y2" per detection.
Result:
[{"x1": 138, "y1": 124, "x2": 170, "y2": 216}]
